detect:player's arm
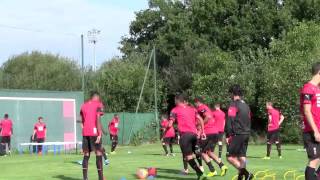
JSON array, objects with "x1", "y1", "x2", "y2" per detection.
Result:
[
  {"x1": 279, "y1": 113, "x2": 285, "y2": 125},
  {"x1": 304, "y1": 104, "x2": 320, "y2": 141},
  {"x1": 44, "y1": 125, "x2": 47, "y2": 139},
  {"x1": 80, "y1": 110, "x2": 84, "y2": 129},
  {"x1": 225, "y1": 105, "x2": 237, "y2": 138},
  {"x1": 196, "y1": 114, "x2": 206, "y2": 139},
  {"x1": 32, "y1": 128, "x2": 37, "y2": 140}
]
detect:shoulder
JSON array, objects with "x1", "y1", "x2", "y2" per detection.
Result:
[{"x1": 301, "y1": 83, "x2": 316, "y2": 94}]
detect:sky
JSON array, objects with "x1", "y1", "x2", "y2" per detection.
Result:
[{"x1": 0, "y1": 0, "x2": 148, "y2": 67}]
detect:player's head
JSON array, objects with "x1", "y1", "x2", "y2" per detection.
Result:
[
  {"x1": 38, "y1": 116, "x2": 43, "y2": 122},
  {"x1": 311, "y1": 62, "x2": 320, "y2": 81},
  {"x1": 175, "y1": 93, "x2": 186, "y2": 105},
  {"x1": 4, "y1": 114, "x2": 8, "y2": 119},
  {"x1": 194, "y1": 96, "x2": 204, "y2": 107},
  {"x1": 161, "y1": 114, "x2": 167, "y2": 119},
  {"x1": 214, "y1": 103, "x2": 221, "y2": 110},
  {"x1": 114, "y1": 114, "x2": 119, "y2": 118},
  {"x1": 90, "y1": 91, "x2": 100, "y2": 101},
  {"x1": 229, "y1": 84, "x2": 243, "y2": 100},
  {"x1": 266, "y1": 101, "x2": 273, "y2": 109}
]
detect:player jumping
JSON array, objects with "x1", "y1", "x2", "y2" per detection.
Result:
[
  {"x1": 160, "y1": 115, "x2": 175, "y2": 156},
  {"x1": 212, "y1": 103, "x2": 226, "y2": 161},
  {"x1": 108, "y1": 114, "x2": 120, "y2": 154},
  {"x1": 226, "y1": 85, "x2": 254, "y2": 180},
  {"x1": 300, "y1": 62, "x2": 320, "y2": 180},
  {"x1": 263, "y1": 101, "x2": 284, "y2": 160},
  {"x1": 80, "y1": 91, "x2": 105, "y2": 180},
  {"x1": 169, "y1": 93, "x2": 207, "y2": 180},
  {"x1": 195, "y1": 97, "x2": 228, "y2": 177}
]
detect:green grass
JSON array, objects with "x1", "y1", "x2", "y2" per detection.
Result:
[{"x1": 0, "y1": 144, "x2": 307, "y2": 180}]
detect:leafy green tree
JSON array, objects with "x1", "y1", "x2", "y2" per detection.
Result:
[{"x1": 1, "y1": 51, "x2": 82, "y2": 91}]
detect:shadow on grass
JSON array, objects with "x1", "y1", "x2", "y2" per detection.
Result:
[
  {"x1": 52, "y1": 175, "x2": 81, "y2": 180},
  {"x1": 155, "y1": 168, "x2": 196, "y2": 180}
]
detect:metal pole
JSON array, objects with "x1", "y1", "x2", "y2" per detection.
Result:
[
  {"x1": 81, "y1": 34, "x2": 85, "y2": 91},
  {"x1": 153, "y1": 46, "x2": 159, "y2": 138},
  {"x1": 93, "y1": 42, "x2": 96, "y2": 71}
]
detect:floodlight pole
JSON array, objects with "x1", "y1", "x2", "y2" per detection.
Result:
[
  {"x1": 153, "y1": 46, "x2": 158, "y2": 122},
  {"x1": 81, "y1": 34, "x2": 85, "y2": 91},
  {"x1": 87, "y1": 29, "x2": 100, "y2": 71}
]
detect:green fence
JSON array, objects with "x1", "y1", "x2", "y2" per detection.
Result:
[
  {"x1": 101, "y1": 113, "x2": 158, "y2": 145},
  {"x1": 0, "y1": 89, "x2": 84, "y2": 150}
]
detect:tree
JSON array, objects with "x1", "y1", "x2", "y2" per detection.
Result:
[{"x1": 1, "y1": 51, "x2": 82, "y2": 91}]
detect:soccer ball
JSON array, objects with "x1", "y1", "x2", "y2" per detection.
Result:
[
  {"x1": 148, "y1": 167, "x2": 157, "y2": 177},
  {"x1": 136, "y1": 168, "x2": 148, "y2": 179}
]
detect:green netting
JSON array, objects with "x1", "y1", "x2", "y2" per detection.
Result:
[
  {"x1": 101, "y1": 113, "x2": 158, "y2": 145},
  {"x1": 0, "y1": 89, "x2": 84, "y2": 150}
]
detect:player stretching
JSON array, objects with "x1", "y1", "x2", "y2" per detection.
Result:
[
  {"x1": 109, "y1": 114, "x2": 120, "y2": 154},
  {"x1": 226, "y1": 85, "x2": 254, "y2": 180},
  {"x1": 169, "y1": 94, "x2": 207, "y2": 180},
  {"x1": 160, "y1": 115, "x2": 175, "y2": 156},
  {"x1": 0, "y1": 114, "x2": 13, "y2": 154},
  {"x1": 300, "y1": 63, "x2": 320, "y2": 180},
  {"x1": 263, "y1": 102, "x2": 284, "y2": 160},
  {"x1": 32, "y1": 117, "x2": 46, "y2": 155},
  {"x1": 81, "y1": 91, "x2": 105, "y2": 180},
  {"x1": 212, "y1": 103, "x2": 226, "y2": 161},
  {"x1": 195, "y1": 98, "x2": 228, "y2": 177}
]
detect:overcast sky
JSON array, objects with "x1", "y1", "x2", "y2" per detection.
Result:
[{"x1": 0, "y1": 0, "x2": 148, "y2": 67}]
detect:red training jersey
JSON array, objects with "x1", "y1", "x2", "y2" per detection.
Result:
[
  {"x1": 212, "y1": 109, "x2": 226, "y2": 133},
  {"x1": 300, "y1": 82, "x2": 320, "y2": 132},
  {"x1": 34, "y1": 122, "x2": 46, "y2": 139},
  {"x1": 170, "y1": 104, "x2": 198, "y2": 134},
  {"x1": 197, "y1": 104, "x2": 218, "y2": 135},
  {"x1": 267, "y1": 108, "x2": 281, "y2": 132},
  {"x1": 161, "y1": 119, "x2": 175, "y2": 138},
  {"x1": 0, "y1": 119, "x2": 13, "y2": 137},
  {"x1": 81, "y1": 99, "x2": 104, "y2": 136},
  {"x1": 108, "y1": 117, "x2": 120, "y2": 136}
]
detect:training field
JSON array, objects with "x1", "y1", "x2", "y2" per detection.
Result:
[{"x1": 0, "y1": 144, "x2": 305, "y2": 180}]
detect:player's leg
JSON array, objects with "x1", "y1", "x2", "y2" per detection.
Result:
[
  {"x1": 180, "y1": 133, "x2": 205, "y2": 179},
  {"x1": 207, "y1": 134, "x2": 228, "y2": 175},
  {"x1": 201, "y1": 135, "x2": 217, "y2": 177},
  {"x1": 194, "y1": 143, "x2": 203, "y2": 171},
  {"x1": 110, "y1": 135, "x2": 117, "y2": 154},
  {"x1": 37, "y1": 138, "x2": 44, "y2": 154},
  {"x1": 218, "y1": 133, "x2": 223, "y2": 160},
  {"x1": 304, "y1": 133, "x2": 320, "y2": 180},
  {"x1": 264, "y1": 131, "x2": 272, "y2": 159},
  {"x1": 162, "y1": 138, "x2": 169, "y2": 156},
  {"x1": 238, "y1": 135, "x2": 253, "y2": 180},
  {"x1": 169, "y1": 138, "x2": 174, "y2": 155},
  {"x1": 82, "y1": 136, "x2": 91, "y2": 180},
  {"x1": 275, "y1": 131, "x2": 282, "y2": 158},
  {"x1": 182, "y1": 155, "x2": 189, "y2": 174},
  {"x1": 101, "y1": 147, "x2": 109, "y2": 165},
  {"x1": 93, "y1": 137, "x2": 104, "y2": 180}
]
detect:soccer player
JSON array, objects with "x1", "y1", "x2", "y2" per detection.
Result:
[
  {"x1": 195, "y1": 98, "x2": 228, "y2": 177},
  {"x1": 169, "y1": 94, "x2": 207, "y2": 180},
  {"x1": 81, "y1": 91, "x2": 105, "y2": 180},
  {"x1": 0, "y1": 114, "x2": 13, "y2": 154},
  {"x1": 108, "y1": 114, "x2": 120, "y2": 155},
  {"x1": 300, "y1": 62, "x2": 320, "y2": 180},
  {"x1": 160, "y1": 115, "x2": 176, "y2": 156},
  {"x1": 263, "y1": 102, "x2": 284, "y2": 160},
  {"x1": 212, "y1": 103, "x2": 226, "y2": 161},
  {"x1": 226, "y1": 85, "x2": 254, "y2": 180},
  {"x1": 32, "y1": 116, "x2": 46, "y2": 155}
]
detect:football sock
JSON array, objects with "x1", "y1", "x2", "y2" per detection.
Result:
[
  {"x1": 218, "y1": 162, "x2": 224, "y2": 168},
  {"x1": 169, "y1": 144, "x2": 173, "y2": 153},
  {"x1": 206, "y1": 161, "x2": 215, "y2": 172},
  {"x1": 305, "y1": 166, "x2": 317, "y2": 180},
  {"x1": 162, "y1": 145, "x2": 168, "y2": 154},
  {"x1": 188, "y1": 159, "x2": 203, "y2": 176},
  {"x1": 96, "y1": 155, "x2": 104, "y2": 180},
  {"x1": 196, "y1": 154, "x2": 202, "y2": 166},
  {"x1": 267, "y1": 143, "x2": 271, "y2": 157},
  {"x1": 276, "y1": 143, "x2": 281, "y2": 156},
  {"x1": 218, "y1": 144, "x2": 223, "y2": 159},
  {"x1": 82, "y1": 155, "x2": 90, "y2": 180},
  {"x1": 240, "y1": 168, "x2": 249, "y2": 178}
]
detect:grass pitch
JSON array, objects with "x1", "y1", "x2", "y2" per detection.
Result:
[{"x1": 0, "y1": 144, "x2": 306, "y2": 180}]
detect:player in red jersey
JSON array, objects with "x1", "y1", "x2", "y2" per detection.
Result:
[
  {"x1": 212, "y1": 103, "x2": 226, "y2": 161},
  {"x1": 226, "y1": 85, "x2": 253, "y2": 180},
  {"x1": 0, "y1": 114, "x2": 13, "y2": 154},
  {"x1": 160, "y1": 115, "x2": 175, "y2": 156},
  {"x1": 169, "y1": 94, "x2": 207, "y2": 180},
  {"x1": 263, "y1": 102, "x2": 284, "y2": 160},
  {"x1": 80, "y1": 91, "x2": 105, "y2": 180},
  {"x1": 195, "y1": 98, "x2": 228, "y2": 177},
  {"x1": 300, "y1": 63, "x2": 320, "y2": 180},
  {"x1": 108, "y1": 114, "x2": 120, "y2": 154},
  {"x1": 32, "y1": 116, "x2": 46, "y2": 154}
]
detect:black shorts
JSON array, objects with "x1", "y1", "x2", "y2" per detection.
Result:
[
  {"x1": 82, "y1": 136, "x2": 102, "y2": 152},
  {"x1": 179, "y1": 133, "x2": 197, "y2": 156},
  {"x1": 1, "y1": 136, "x2": 11, "y2": 144},
  {"x1": 218, "y1": 132, "x2": 224, "y2": 141},
  {"x1": 163, "y1": 137, "x2": 175, "y2": 144},
  {"x1": 36, "y1": 138, "x2": 45, "y2": 143},
  {"x1": 110, "y1": 135, "x2": 118, "y2": 143},
  {"x1": 267, "y1": 130, "x2": 280, "y2": 143},
  {"x1": 227, "y1": 134, "x2": 249, "y2": 157},
  {"x1": 201, "y1": 134, "x2": 218, "y2": 152},
  {"x1": 303, "y1": 132, "x2": 320, "y2": 160}
]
